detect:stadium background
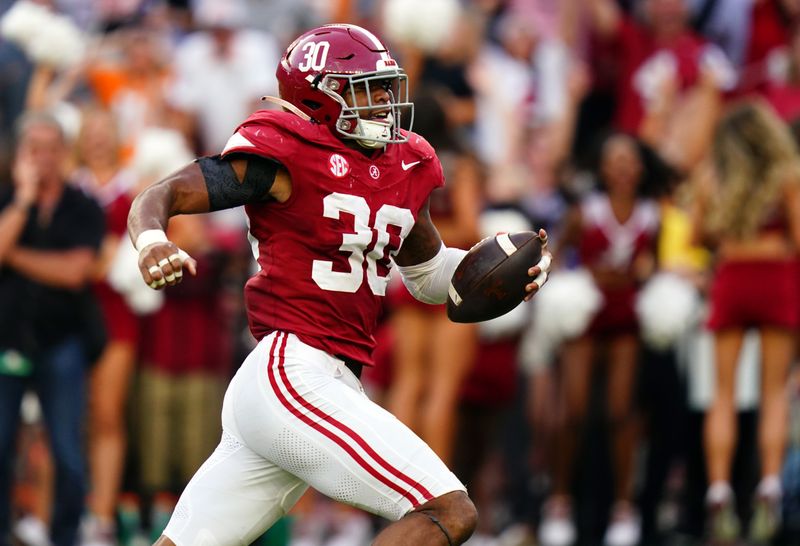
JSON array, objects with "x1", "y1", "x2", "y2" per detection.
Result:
[{"x1": 1, "y1": 0, "x2": 800, "y2": 545}]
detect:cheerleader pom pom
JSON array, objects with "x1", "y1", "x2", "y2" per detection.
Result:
[
  {"x1": 131, "y1": 128, "x2": 195, "y2": 183},
  {"x1": 1, "y1": 1, "x2": 85, "y2": 68},
  {"x1": 107, "y1": 238, "x2": 164, "y2": 315},
  {"x1": 0, "y1": 0, "x2": 50, "y2": 49},
  {"x1": 533, "y1": 268, "x2": 603, "y2": 343},
  {"x1": 28, "y1": 13, "x2": 86, "y2": 68},
  {"x1": 382, "y1": 0, "x2": 461, "y2": 53},
  {"x1": 636, "y1": 271, "x2": 701, "y2": 350}
]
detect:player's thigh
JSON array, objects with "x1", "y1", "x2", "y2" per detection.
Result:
[
  {"x1": 240, "y1": 332, "x2": 466, "y2": 521},
  {"x1": 164, "y1": 432, "x2": 307, "y2": 546}
]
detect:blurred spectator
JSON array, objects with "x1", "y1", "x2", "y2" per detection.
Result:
[
  {"x1": 168, "y1": 0, "x2": 279, "y2": 155},
  {"x1": 539, "y1": 133, "x2": 661, "y2": 546},
  {"x1": 739, "y1": 0, "x2": 800, "y2": 91},
  {"x1": 239, "y1": 0, "x2": 325, "y2": 46},
  {"x1": 691, "y1": 100, "x2": 800, "y2": 544},
  {"x1": 0, "y1": 39, "x2": 31, "y2": 179},
  {"x1": 687, "y1": 0, "x2": 753, "y2": 67},
  {"x1": 0, "y1": 111, "x2": 105, "y2": 546},
  {"x1": 85, "y1": 25, "x2": 176, "y2": 158},
  {"x1": 71, "y1": 107, "x2": 143, "y2": 546},
  {"x1": 4, "y1": 1, "x2": 800, "y2": 544},
  {"x1": 384, "y1": 89, "x2": 483, "y2": 466},
  {"x1": 588, "y1": 0, "x2": 733, "y2": 171},
  {"x1": 759, "y1": 24, "x2": 800, "y2": 121},
  {"x1": 387, "y1": 4, "x2": 478, "y2": 131},
  {"x1": 469, "y1": 11, "x2": 540, "y2": 198}
]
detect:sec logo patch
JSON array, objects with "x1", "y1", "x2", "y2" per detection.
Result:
[
  {"x1": 329, "y1": 154, "x2": 350, "y2": 177},
  {"x1": 369, "y1": 165, "x2": 380, "y2": 179}
]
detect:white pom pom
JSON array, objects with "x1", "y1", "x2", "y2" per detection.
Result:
[
  {"x1": 28, "y1": 13, "x2": 86, "y2": 68},
  {"x1": 0, "y1": 1, "x2": 51, "y2": 49},
  {"x1": 479, "y1": 208, "x2": 532, "y2": 239},
  {"x1": 382, "y1": 0, "x2": 462, "y2": 53},
  {"x1": 519, "y1": 268, "x2": 602, "y2": 374},
  {"x1": 107, "y1": 238, "x2": 164, "y2": 315},
  {"x1": 533, "y1": 268, "x2": 603, "y2": 343},
  {"x1": 131, "y1": 128, "x2": 195, "y2": 182},
  {"x1": 1, "y1": 1, "x2": 85, "y2": 68},
  {"x1": 479, "y1": 301, "x2": 529, "y2": 341},
  {"x1": 636, "y1": 272, "x2": 701, "y2": 350}
]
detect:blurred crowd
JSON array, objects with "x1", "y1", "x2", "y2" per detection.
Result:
[{"x1": 2, "y1": 1, "x2": 800, "y2": 546}]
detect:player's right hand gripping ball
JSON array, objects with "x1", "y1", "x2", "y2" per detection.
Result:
[{"x1": 447, "y1": 231, "x2": 544, "y2": 323}]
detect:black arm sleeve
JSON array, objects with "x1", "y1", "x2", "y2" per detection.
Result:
[{"x1": 197, "y1": 154, "x2": 280, "y2": 211}]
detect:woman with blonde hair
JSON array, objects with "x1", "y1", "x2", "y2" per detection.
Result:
[
  {"x1": 694, "y1": 100, "x2": 800, "y2": 543},
  {"x1": 72, "y1": 107, "x2": 141, "y2": 546}
]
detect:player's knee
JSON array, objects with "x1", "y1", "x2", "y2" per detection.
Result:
[
  {"x1": 418, "y1": 491, "x2": 477, "y2": 544},
  {"x1": 450, "y1": 494, "x2": 478, "y2": 542}
]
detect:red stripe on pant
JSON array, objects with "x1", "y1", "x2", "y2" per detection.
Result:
[{"x1": 266, "y1": 332, "x2": 434, "y2": 507}]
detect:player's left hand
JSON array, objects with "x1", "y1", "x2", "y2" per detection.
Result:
[{"x1": 523, "y1": 228, "x2": 551, "y2": 302}]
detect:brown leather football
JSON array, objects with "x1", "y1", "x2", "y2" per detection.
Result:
[{"x1": 446, "y1": 231, "x2": 543, "y2": 323}]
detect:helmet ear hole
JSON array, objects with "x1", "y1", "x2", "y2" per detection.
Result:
[{"x1": 301, "y1": 99, "x2": 322, "y2": 111}]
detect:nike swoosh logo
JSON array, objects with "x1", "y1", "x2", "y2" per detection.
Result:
[{"x1": 401, "y1": 160, "x2": 421, "y2": 171}]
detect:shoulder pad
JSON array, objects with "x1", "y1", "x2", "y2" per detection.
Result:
[
  {"x1": 402, "y1": 130, "x2": 437, "y2": 162},
  {"x1": 220, "y1": 110, "x2": 331, "y2": 162}
]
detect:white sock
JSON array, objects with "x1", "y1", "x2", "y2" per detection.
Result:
[
  {"x1": 756, "y1": 475, "x2": 782, "y2": 499},
  {"x1": 706, "y1": 481, "x2": 733, "y2": 505}
]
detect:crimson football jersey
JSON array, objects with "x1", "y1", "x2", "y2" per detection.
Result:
[{"x1": 221, "y1": 110, "x2": 444, "y2": 365}]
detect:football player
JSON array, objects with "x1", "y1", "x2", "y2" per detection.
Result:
[{"x1": 128, "y1": 24, "x2": 551, "y2": 546}]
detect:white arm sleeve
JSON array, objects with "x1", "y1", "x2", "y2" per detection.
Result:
[{"x1": 395, "y1": 244, "x2": 467, "y2": 305}]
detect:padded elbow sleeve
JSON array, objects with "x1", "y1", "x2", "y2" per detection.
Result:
[{"x1": 396, "y1": 245, "x2": 467, "y2": 305}]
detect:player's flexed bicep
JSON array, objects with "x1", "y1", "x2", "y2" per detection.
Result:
[
  {"x1": 394, "y1": 199, "x2": 444, "y2": 267},
  {"x1": 128, "y1": 155, "x2": 288, "y2": 289}
]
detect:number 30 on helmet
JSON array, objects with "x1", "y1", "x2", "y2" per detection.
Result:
[{"x1": 276, "y1": 24, "x2": 414, "y2": 148}]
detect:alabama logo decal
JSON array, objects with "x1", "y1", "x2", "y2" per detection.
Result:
[
  {"x1": 369, "y1": 165, "x2": 380, "y2": 179},
  {"x1": 329, "y1": 154, "x2": 350, "y2": 177}
]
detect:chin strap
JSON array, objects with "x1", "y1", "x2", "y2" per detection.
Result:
[
  {"x1": 260, "y1": 96, "x2": 311, "y2": 121},
  {"x1": 354, "y1": 116, "x2": 392, "y2": 149}
]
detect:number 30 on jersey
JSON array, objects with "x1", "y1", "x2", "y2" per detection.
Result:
[{"x1": 312, "y1": 193, "x2": 414, "y2": 296}]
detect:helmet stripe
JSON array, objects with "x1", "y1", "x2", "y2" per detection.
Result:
[{"x1": 358, "y1": 27, "x2": 391, "y2": 61}]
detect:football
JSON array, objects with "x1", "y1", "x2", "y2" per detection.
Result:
[{"x1": 447, "y1": 231, "x2": 543, "y2": 323}]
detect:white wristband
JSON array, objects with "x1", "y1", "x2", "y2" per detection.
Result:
[{"x1": 135, "y1": 229, "x2": 169, "y2": 252}]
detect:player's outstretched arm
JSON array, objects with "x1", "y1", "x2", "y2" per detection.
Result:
[
  {"x1": 128, "y1": 155, "x2": 282, "y2": 289},
  {"x1": 394, "y1": 200, "x2": 551, "y2": 307},
  {"x1": 128, "y1": 161, "x2": 212, "y2": 290}
]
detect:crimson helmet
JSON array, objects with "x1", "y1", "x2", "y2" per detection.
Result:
[{"x1": 276, "y1": 24, "x2": 413, "y2": 148}]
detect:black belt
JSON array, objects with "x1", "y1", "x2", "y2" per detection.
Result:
[{"x1": 340, "y1": 357, "x2": 363, "y2": 379}]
